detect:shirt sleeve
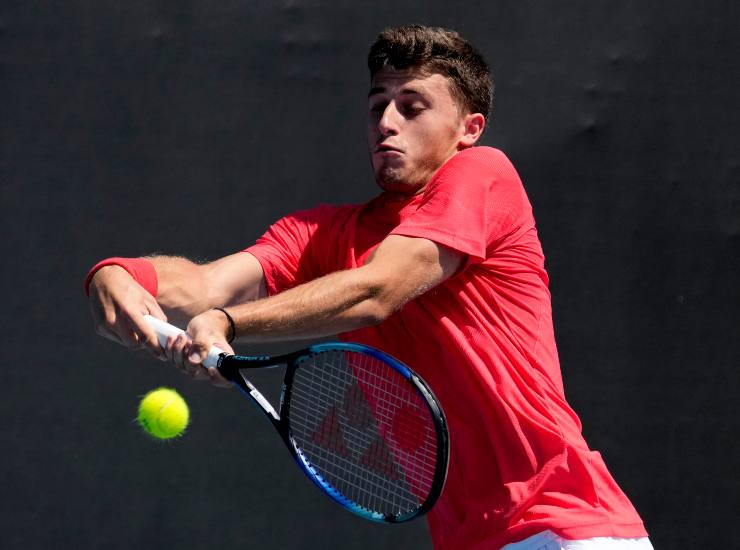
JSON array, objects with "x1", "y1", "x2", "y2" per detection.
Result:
[
  {"x1": 243, "y1": 204, "x2": 339, "y2": 296},
  {"x1": 390, "y1": 147, "x2": 531, "y2": 264}
]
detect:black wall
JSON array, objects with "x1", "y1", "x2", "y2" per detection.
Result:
[{"x1": 2, "y1": 2, "x2": 738, "y2": 548}]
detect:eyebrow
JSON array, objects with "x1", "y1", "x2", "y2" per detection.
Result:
[{"x1": 368, "y1": 86, "x2": 427, "y2": 98}]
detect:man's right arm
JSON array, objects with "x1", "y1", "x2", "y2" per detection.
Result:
[{"x1": 87, "y1": 252, "x2": 267, "y2": 358}]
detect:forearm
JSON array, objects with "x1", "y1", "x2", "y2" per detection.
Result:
[
  {"x1": 227, "y1": 266, "x2": 390, "y2": 342},
  {"x1": 90, "y1": 254, "x2": 259, "y2": 326},
  {"x1": 182, "y1": 236, "x2": 463, "y2": 372},
  {"x1": 152, "y1": 253, "x2": 269, "y2": 324},
  {"x1": 88, "y1": 256, "x2": 214, "y2": 326},
  {"x1": 148, "y1": 256, "x2": 216, "y2": 323}
]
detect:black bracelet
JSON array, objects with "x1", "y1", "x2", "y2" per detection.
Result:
[{"x1": 212, "y1": 307, "x2": 236, "y2": 343}]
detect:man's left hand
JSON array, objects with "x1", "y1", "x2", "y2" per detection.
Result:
[{"x1": 162, "y1": 309, "x2": 233, "y2": 388}]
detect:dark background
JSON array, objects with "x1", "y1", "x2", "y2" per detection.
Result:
[{"x1": 2, "y1": 1, "x2": 738, "y2": 548}]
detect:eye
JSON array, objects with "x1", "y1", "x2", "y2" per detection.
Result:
[
  {"x1": 369, "y1": 101, "x2": 387, "y2": 114},
  {"x1": 400, "y1": 103, "x2": 425, "y2": 117}
]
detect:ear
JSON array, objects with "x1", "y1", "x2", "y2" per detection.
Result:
[{"x1": 458, "y1": 113, "x2": 486, "y2": 148}]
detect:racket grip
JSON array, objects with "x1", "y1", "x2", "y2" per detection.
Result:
[{"x1": 143, "y1": 314, "x2": 225, "y2": 368}]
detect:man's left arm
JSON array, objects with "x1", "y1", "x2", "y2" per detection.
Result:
[{"x1": 180, "y1": 235, "x2": 463, "y2": 372}]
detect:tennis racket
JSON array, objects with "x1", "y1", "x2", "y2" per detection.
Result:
[{"x1": 144, "y1": 315, "x2": 449, "y2": 523}]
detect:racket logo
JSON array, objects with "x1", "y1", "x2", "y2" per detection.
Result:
[
  {"x1": 359, "y1": 436, "x2": 402, "y2": 480},
  {"x1": 307, "y1": 377, "x2": 423, "y2": 484},
  {"x1": 342, "y1": 383, "x2": 374, "y2": 429},
  {"x1": 311, "y1": 405, "x2": 351, "y2": 458}
]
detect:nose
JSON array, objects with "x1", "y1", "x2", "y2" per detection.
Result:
[{"x1": 378, "y1": 102, "x2": 401, "y2": 137}]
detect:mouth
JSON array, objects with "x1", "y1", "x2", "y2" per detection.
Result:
[{"x1": 375, "y1": 143, "x2": 403, "y2": 154}]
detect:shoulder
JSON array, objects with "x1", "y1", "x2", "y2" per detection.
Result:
[
  {"x1": 454, "y1": 145, "x2": 511, "y2": 164},
  {"x1": 424, "y1": 147, "x2": 523, "y2": 198},
  {"x1": 436, "y1": 146, "x2": 519, "y2": 183}
]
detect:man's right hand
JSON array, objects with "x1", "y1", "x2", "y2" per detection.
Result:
[{"x1": 87, "y1": 265, "x2": 168, "y2": 360}]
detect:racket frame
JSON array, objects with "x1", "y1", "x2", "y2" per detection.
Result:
[{"x1": 218, "y1": 342, "x2": 449, "y2": 523}]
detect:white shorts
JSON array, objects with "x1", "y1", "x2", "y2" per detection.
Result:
[{"x1": 501, "y1": 530, "x2": 654, "y2": 550}]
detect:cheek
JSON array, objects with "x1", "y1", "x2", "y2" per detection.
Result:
[{"x1": 417, "y1": 123, "x2": 454, "y2": 154}]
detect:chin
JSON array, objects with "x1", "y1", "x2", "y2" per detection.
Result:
[{"x1": 374, "y1": 166, "x2": 400, "y2": 185}]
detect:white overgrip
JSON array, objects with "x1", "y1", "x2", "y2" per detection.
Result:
[{"x1": 143, "y1": 314, "x2": 225, "y2": 368}]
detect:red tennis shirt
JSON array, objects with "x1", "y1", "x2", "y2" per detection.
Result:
[{"x1": 244, "y1": 147, "x2": 647, "y2": 548}]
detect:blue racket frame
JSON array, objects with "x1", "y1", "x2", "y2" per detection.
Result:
[{"x1": 217, "y1": 341, "x2": 449, "y2": 523}]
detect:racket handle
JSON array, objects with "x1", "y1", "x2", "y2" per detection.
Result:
[{"x1": 143, "y1": 314, "x2": 225, "y2": 368}]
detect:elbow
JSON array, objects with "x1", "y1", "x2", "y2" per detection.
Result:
[
  {"x1": 355, "y1": 291, "x2": 398, "y2": 327},
  {"x1": 352, "y1": 267, "x2": 405, "y2": 326},
  {"x1": 360, "y1": 300, "x2": 392, "y2": 326}
]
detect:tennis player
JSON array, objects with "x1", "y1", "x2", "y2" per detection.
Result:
[{"x1": 86, "y1": 26, "x2": 652, "y2": 550}]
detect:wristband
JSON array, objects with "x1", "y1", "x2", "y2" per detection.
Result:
[
  {"x1": 211, "y1": 307, "x2": 236, "y2": 343},
  {"x1": 84, "y1": 257, "x2": 158, "y2": 297}
]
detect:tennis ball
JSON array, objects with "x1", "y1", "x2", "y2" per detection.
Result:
[{"x1": 137, "y1": 387, "x2": 189, "y2": 440}]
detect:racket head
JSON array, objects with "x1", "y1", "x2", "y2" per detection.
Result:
[{"x1": 280, "y1": 342, "x2": 449, "y2": 523}]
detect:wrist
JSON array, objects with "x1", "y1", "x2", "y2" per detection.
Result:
[
  {"x1": 88, "y1": 264, "x2": 126, "y2": 288},
  {"x1": 211, "y1": 307, "x2": 236, "y2": 343},
  {"x1": 84, "y1": 257, "x2": 158, "y2": 297}
]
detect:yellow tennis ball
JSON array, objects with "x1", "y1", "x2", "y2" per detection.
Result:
[{"x1": 137, "y1": 387, "x2": 189, "y2": 440}]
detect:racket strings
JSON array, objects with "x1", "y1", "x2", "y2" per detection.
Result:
[
  {"x1": 289, "y1": 389, "x2": 437, "y2": 464},
  {"x1": 287, "y1": 350, "x2": 439, "y2": 517}
]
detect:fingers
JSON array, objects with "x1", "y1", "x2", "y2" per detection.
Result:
[
  {"x1": 186, "y1": 310, "x2": 230, "y2": 364},
  {"x1": 92, "y1": 306, "x2": 139, "y2": 349},
  {"x1": 88, "y1": 266, "x2": 168, "y2": 359},
  {"x1": 145, "y1": 297, "x2": 167, "y2": 321},
  {"x1": 127, "y1": 306, "x2": 167, "y2": 360},
  {"x1": 164, "y1": 333, "x2": 207, "y2": 378},
  {"x1": 162, "y1": 331, "x2": 232, "y2": 388},
  {"x1": 95, "y1": 305, "x2": 166, "y2": 358},
  {"x1": 202, "y1": 341, "x2": 234, "y2": 388},
  {"x1": 184, "y1": 312, "x2": 234, "y2": 387}
]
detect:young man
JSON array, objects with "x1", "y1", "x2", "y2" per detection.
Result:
[{"x1": 86, "y1": 26, "x2": 651, "y2": 549}]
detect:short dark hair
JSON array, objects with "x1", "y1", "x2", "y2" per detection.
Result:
[{"x1": 368, "y1": 25, "x2": 494, "y2": 120}]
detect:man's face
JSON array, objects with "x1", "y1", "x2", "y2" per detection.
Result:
[{"x1": 367, "y1": 68, "x2": 470, "y2": 195}]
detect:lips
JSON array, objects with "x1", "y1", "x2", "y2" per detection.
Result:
[{"x1": 375, "y1": 143, "x2": 403, "y2": 154}]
